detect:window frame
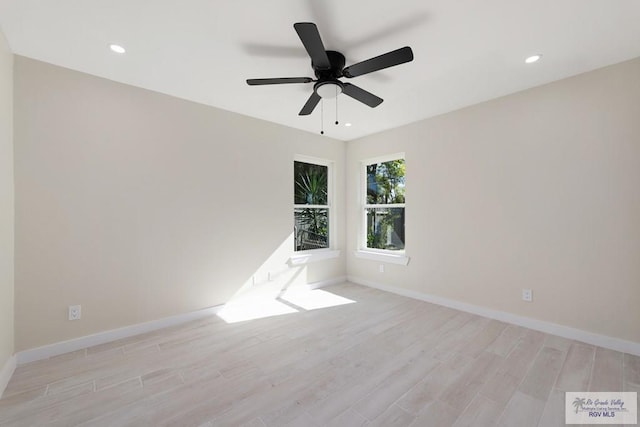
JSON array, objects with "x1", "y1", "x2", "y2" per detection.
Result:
[
  {"x1": 356, "y1": 153, "x2": 409, "y2": 266},
  {"x1": 291, "y1": 155, "x2": 339, "y2": 264}
]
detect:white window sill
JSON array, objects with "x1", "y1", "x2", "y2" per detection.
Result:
[
  {"x1": 289, "y1": 249, "x2": 341, "y2": 265},
  {"x1": 354, "y1": 250, "x2": 410, "y2": 266}
]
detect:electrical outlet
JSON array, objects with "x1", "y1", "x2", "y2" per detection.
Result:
[
  {"x1": 522, "y1": 289, "x2": 533, "y2": 302},
  {"x1": 68, "y1": 305, "x2": 81, "y2": 320},
  {"x1": 379, "y1": 264, "x2": 385, "y2": 273}
]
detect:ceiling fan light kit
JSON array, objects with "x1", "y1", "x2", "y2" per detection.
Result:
[
  {"x1": 315, "y1": 80, "x2": 343, "y2": 99},
  {"x1": 247, "y1": 22, "x2": 414, "y2": 132}
]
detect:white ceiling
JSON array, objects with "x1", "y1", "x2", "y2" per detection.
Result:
[{"x1": 1, "y1": 1, "x2": 639, "y2": 141}]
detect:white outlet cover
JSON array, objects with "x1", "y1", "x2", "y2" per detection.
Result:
[
  {"x1": 522, "y1": 289, "x2": 533, "y2": 302},
  {"x1": 68, "y1": 305, "x2": 81, "y2": 320}
]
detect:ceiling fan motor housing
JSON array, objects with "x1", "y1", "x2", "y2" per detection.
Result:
[{"x1": 313, "y1": 50, "x2": 346, "y2": 79}]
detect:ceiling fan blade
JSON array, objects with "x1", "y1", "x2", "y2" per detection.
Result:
[
  {"x1": 342, "y1": 83, "x2": 383, "y2": 108},
  {"x1": 247, "y1": 77, "x2": 313, "y2": 86},
  {"x1": 299, "y1": 92, "x2": 321, "y2": 115},
  {"x1": 343, "y1": 46, "x2": 414, "y2": 78},
  {"x1": 294, "y1": 23, "x2": 331, "y2": 69}
]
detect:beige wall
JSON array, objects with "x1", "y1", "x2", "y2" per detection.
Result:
[
  {"x1": 0, "y1": 31, "x2": 14, "y2": 367},
  {"x1": 12, "y1": 52, "x2": 640, "y2": 352},
  {"x1": 347, "y1": 58, "x2": 640, "y2": 344},
  {"x1": 14, "y1": 56, "x2": 346, "y2": 352}
]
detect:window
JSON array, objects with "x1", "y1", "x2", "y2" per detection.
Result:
[
  {"x1": 363, "y1": 156, "x2": 405, "y2": 252},
  {"x1": 294, "y1": 159, "x2": 330, "y2": 252}
]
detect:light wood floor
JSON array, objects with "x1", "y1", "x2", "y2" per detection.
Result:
[{"x1": 1, "y1": 283, "x2": 639, "y2": 426}]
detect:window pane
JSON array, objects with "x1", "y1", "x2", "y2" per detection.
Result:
[
  {"x1": 295, "y1": 208, "x2": 329, "y2": 251},
  {"x1": 294, "y1": 161, "x2": 328, "y2": 205},
  {"x1": 366, "y1": 159, "x2": 405, "y2": 204},
  {"x1": 366, "y1": 208, "x2": 405, "y2": 250}
]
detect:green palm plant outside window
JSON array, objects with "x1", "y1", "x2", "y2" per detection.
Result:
[{"x1": 294, "y1": 161, "x2": 329, "y2": 251}]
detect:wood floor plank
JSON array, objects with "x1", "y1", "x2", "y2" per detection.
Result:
[
  {"x1": 554, "y1": 343, "x2": 595, "y2": 392},
  {"x1": 437, "y1": 351, "x2": 502, "y2": 412},
  {"x1": 624, "y1": 353, "x2": 640, "y2": 386},
  {"x1": 1, "y1": 282, "x2": 637, "y2": 427},
  {"x1": 459, "y1": 319, "x2": 508, "y2": 358},
  {"x1": 369, "y1": 404, "x2": 416, "y2": 427},
  {"x1": 350, "y1": 352, "x2": 440, "y2": 421},
  {"x1": 477, "y1": 370, "x2": 522, "y2": 406},
  {"x1": 240, "y1": 418, "x2": 266, "y2": 427},
  {"x1": 410, "y1": 400, "x2": 458, "y2": 427},
  {"x1": 452, "y1": 394, "x2": 505, "y2": 427},
  {"x1": 537, "y1": 388, "x2": 567, "y2": 427},
  {"x1": 478, "y1": 328, "x2": 545, "y2": 405},
  {"x1": 518, "y1": 346, "x2": 565, "y2": 401},
  {"x1": 395, "y1": 353, "x2": 474, "y2": 415},
  {"x1": 496, "y1": 391, "x2": 545, "y2": 427},
  {"x1": 432, "y1": 315, "x2": 489, "y2": 360},
  {"x1": 542, "y1": 335, "x2": 573, "y2": 354},
  {"x1": 623, "y1": 381, "x2": 640, "y2": 414},
  {"x1": 589, "y1": 347, "x2": 623, "y2": 391},
  {"x1": 324, "y1": 409, "x2": 369, "y2": 427},
  {"x1": 485, "y1": 324, "x2": 526, "y2": 357}
]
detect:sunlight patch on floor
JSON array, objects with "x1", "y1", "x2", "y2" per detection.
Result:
[
  {"x1": 217, "y1": 298, "x2": 298, "y2": 323},
  {"x1": 280, "y1": 288, "x2": 355, "y2": 311},
  {"x1": 217, "y1": 288, "x2": 355, "y2": 323}
]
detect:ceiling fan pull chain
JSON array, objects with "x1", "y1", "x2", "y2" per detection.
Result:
[
  {"x1": 335, "y1": 87, "x2": 339, "y2": 125},
  {"x1": 320, "y1": 99, "x2": 324, "y2": 135}
]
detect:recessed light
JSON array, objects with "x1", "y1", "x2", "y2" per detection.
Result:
[
  {"x1": 109, "y1": 44, "x2": 126, "y2": 54},
  {"x1": 525, "y1": 54, "x2": 541, "y2": 64},
  {"x1": 345, "y1": 123, "x2": 352, "y2": 127}
]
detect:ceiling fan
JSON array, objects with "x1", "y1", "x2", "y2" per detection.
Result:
[{"x1": 247, "y1": 23, "x2": 414, "y2": 116}]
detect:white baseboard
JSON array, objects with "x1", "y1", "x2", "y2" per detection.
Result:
[
  {"x1": 347, "y1": 276, "x2": 640, "y2": 357},
  {"x1": 16, "y1": 275, "x2": 350, "y2": 365},
  {"x1": 17, "y1": 305, "x2": 223, "y2": 365},
  {"x1": 307, "y1": 275, "x2": 348, "y2": 290},
  {"x1": 0, "y1": 354, "x2": 17, "y2": 398}
]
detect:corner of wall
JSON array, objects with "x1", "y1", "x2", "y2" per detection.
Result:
[
  {"x1": 0, "y1": 355, "x2": 16, "y2": 398},
  {"x1": 0, "y1": 27, "x2": 15, "y2": 398}
]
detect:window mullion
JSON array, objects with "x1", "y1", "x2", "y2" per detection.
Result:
[
  {"x1": 294, "y1": 204, "x2": 329, "y2": 209},
  {"x1": 364, "y1": 203, "x2": 405, "y2": 209}
]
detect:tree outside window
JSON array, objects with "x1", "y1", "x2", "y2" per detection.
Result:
[
  {"x1": 365, "y1": 158, "x2": 405, "y2": 251},
  {"x1": 294, "y1": 161, "x2": 330, "y2": 251}
]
